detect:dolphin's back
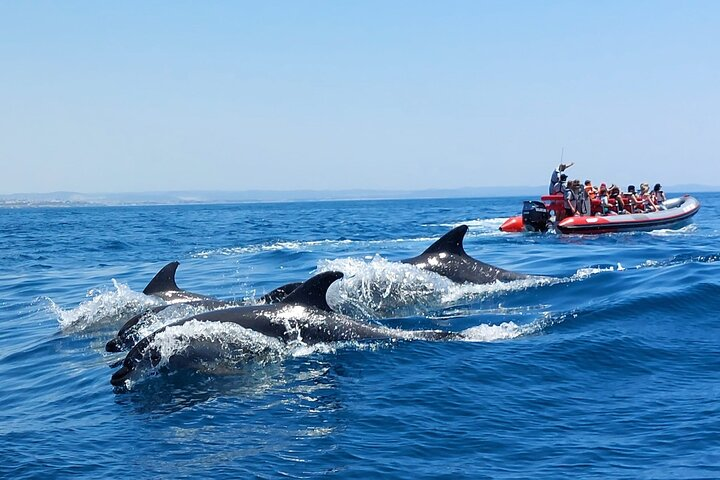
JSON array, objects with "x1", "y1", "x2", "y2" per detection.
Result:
[{"x1": 402, "y1": 225, "x2": 527, "y2": 284}]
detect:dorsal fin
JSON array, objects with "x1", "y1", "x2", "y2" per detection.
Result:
[
  {"x1": 143, "y1": 261, "x2": 180, "y2": 295},
  {"x1": 259, "y1": 281, "x2": 303, "y2": 304},
  {"x1": 421, "y1": 225, "x2": 469, "y2": 256},
  {"x1": 281, "y1": 271, "x2": 343, "y2": 312}
]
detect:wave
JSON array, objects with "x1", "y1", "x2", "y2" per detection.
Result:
[
  {"x1": 318, "y1": 255, "x2": 615, "y2": 319},
  {"x1": 113, "y1": 319, "x2": 385, "y2": 389},
  {"x1": 191, "y1": 223, "x2": 509, "y2": 259},
  {"x1": 192, "y1": 236, "x2": 445, "y2": 259},
  {"x1": 48, "y1": 280, "x2": 161, "y2": 333},
  {"x1": 460, "y1": 318, "x2": 546, "y2": 342},
  {"x1": 647, "y1": 224, "x2": 698, "y2": 236},
  {"x1": 112, "y1": 311, "x2": 558, "y2": 390},
  {"x1": 423, "y1": 218, "x2": 509, "y2": 235}
]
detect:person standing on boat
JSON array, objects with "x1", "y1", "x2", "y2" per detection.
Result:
[
  {"x1": 551, "y1": 173, "x2": 568, "y2": 195},
  {"x1": 549, "y1": 162, "x2": 574, "y2": 194}
]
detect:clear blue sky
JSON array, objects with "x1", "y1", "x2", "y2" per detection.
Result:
[{"x1": 1, "y1": 1, "x2": 718, "y2": 194}]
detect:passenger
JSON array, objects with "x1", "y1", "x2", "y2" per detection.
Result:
[
  {"x1": 580, "y1": 180, "x2": 597, "y2": 215},
  {"x1": 584, "y1": 180, "x2": 598, "y2": 201},
  {"x1": 609, "y1": 185, "x2": 627, "y2": 214},
  {"x1": 551, "y1": 173, "x2": 568, "y2": 195},
  {"x1": 564, "y1": 179, "x2": 580, "y2": 217},
  {"x1": 598, "y1": 183, "x2": 616, "y2": 215},
  {"x1": 549, "y1": 162, "x2": 574, "y2": 195},
  {"x1": 639, "y1": 183, "x2": 659, "y2": 212},
  {"x1": 626, "y1": 185, "x2": 645, "y2": 213},
  {"x1": 577, "y1": 181, "x2": 591, "y2": 215},
  {"x1": 652, "y1": 183, "x2": 667, "y2": 208}
]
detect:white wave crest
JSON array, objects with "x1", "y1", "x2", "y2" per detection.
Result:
[
  {"x1": 152, "y1": 320, "x2": 285, "y2": 368},
  {"x1": 132, "y1": 303, "x2": 234, "y2": 340},
  {"x1": 647, "y1": 224, "x2": 698, "y2": 236},
  {"x1": 193, "y1": 239, "x2": 355, "y2": 258},
  {"x1": 50, "y1": 280, "x2": 160, "y2": 332},
  {"x1": 120, "y1": 319, "x2": 381, "y2": 388},
  {"x1": 572, "y1": 263, "x2": 623, "y2": 279},
  {"x1": 460, "y1": 318, "x2": 545, "y2": 342},
  {"x1": 192, "y1": 235, "x2": 476, "y2": 259},
  {"x1": 425, "y1": 218, "x2": 508, "y2": 234},
  {"x1": 317, "y1": 256, "x2": 556, "y2": 318}
]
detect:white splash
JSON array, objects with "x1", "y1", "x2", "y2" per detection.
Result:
[
  {"x1": 424, "y1": 218, "x2": 508, "y2": 235},
  {"x1": 572, "y1": 264, "x2": 622, "y2": 279},
  {"x1": 132, "y1": 303, "x2": 232, "y2": 340},
  {"x1": 193, "y1": 235, "x2": 462, "y2": 259},
  {"x1": 193, "y1": 239, "x2": 355, "y2": 258},
  {"x1": 648, "y1": 224, "x2": 698, "y2": 236},
  {"x1": 50, "y1": 280, "x2": 160, "y2": 332},
  {"x1": 151, "y1": 319, "x2": 286, "y2": 368},
  {"x1": 317, "y1": 255, "x2": 558, "y2": 318}
]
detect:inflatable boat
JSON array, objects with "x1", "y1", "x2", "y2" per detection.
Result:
[{"x1": 500, "y1": 194, "x2": 700, "y2": 235}]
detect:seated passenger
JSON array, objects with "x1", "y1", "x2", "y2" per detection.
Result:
[
  {"x1": 598, "y1": 183, "x2": 616, "y2": 215},
  {"x1": 564, "y1": 179, "x2": 580, "y2": 217},
  {"x1": 609, "y1": 185, "x2": 627, "y2": 214},
  {"x1": 652, "y1": 183, "x2": 667, "y2": 208},
  {"x1": 626, "y1": 185, "x2": 645, "y2": 213},
  {"x1": 584, "y1": 180, "x2": 598, "y2": 201},
  {"x1": 639, "y1": 183, "x2": 659, "y2": 212}
]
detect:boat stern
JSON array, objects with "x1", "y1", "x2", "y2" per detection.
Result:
[{"x1": 499, "y1": 215, "x2": 525, "y2": 232}]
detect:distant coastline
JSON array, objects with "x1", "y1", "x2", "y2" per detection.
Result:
[{"x1": 1, "y1": 185, "x2": 718, "y2": 208}]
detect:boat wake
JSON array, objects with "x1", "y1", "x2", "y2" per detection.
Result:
[
  {"x1": 424, "y1": 218, "x2": 509, "y2": 236},
  {"x1": 192, "y1": 236, "x2": 440, "y2": 259}
]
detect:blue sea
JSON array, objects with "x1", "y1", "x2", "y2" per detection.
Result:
[{"x1": 1, "y1": 194, "x2": 719, "y2": 479}]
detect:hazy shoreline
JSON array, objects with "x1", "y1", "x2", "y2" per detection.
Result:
[{"x1": 1, "y1": 185, "x2": 718, "y2": 208}]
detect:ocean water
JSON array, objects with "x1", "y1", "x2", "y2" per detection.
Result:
[{"x1": 1, "y1": 194, "x2": 719, "y2": 479}]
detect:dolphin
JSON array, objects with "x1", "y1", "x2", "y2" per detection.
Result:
[
  {"x1": 401, "y1": 225, "x2": 528, "y2": 284},
  {"x1": 142, "y1": 261, "x2": 219, "y2": 303},
  {"x1": 143, "y1": 261, "x2": 301, "y2": 304},
  {"x1": 110, "y1": 271, "x2": 456, "y2": 387},
  {"x1": 105, "y1": 262, "x2": 302, "y2": 353}
]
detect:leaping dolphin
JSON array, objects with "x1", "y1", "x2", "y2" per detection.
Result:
[
  {"x1": 402, "y1": 225, "x2": 528, "y2": 284},
  {"x1": 110, "y1": 271, "x2": 456, "y2": 387},
  {"x1": 105, "y1": 262, "x2": 302, "y2": 353}
]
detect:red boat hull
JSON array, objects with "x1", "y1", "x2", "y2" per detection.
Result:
[{"x1": 500, "y1": 195, "x2": 700, "y2": 234}]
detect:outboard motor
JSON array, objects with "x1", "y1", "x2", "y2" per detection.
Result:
[{"x1": 522, "y1": 200, "x2": 550, "y2": 232}]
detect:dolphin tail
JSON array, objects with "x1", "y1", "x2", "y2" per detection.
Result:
[
  {"x1": 281, "y1": 271, "x2": 343, "y2": 312},
  {"x1": 143, "y1": 261, "x2": 180, "y2": 295}
]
